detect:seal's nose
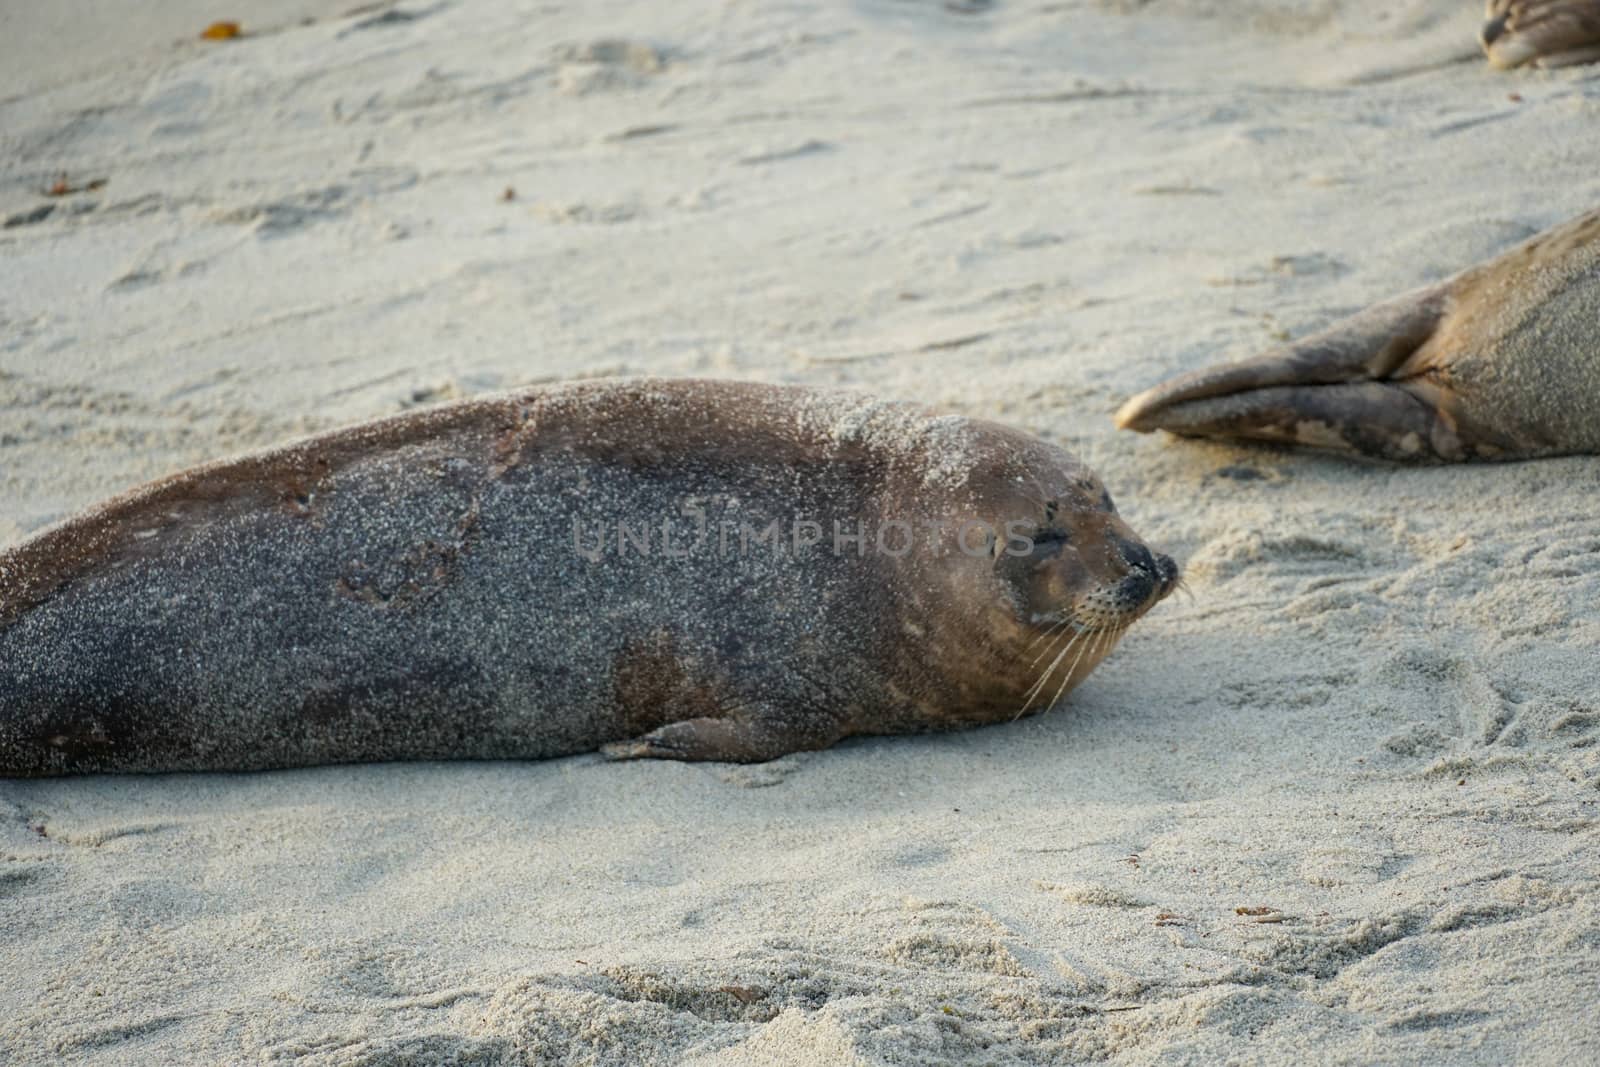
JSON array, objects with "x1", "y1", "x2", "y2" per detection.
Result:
[
  {"x1": 1108, "y1": 536, "x2": 1181, "y2": 608},
  {"x1": 1109, "y1": 534, "x2": 1165, "y2": 606},
  {"x1": 1111, "y1": 534, "x2": 1157, "y2": 578},
  {"x1": 1153, "y1": 552, "x2": 1180, "y2": 597}
]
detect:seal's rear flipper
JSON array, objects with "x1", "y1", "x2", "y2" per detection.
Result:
[
  {"x1": 1118, "y1": 380, "x2": 1465, "y2": 462},
  {"x1": 1114, "y1": 284, "x2": 1462, "y2": 461}
]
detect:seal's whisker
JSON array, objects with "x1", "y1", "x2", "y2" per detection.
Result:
[
  {"x1": 1022, "y1": 627, "x2": 1083, "y2": 709},
  {"x1": 1056, "y1": 623, "x2": 1126, "y2": 711},
  {"x1": 1017, "y1": 620, "x2": 1094, "y2": 723},
  {"x1": 1017, "y1": 625, "x2": 1090, "y2": 720},
  {"x1": 1026, "y1": 616, "x2": 1073, "y2": 654},
  {"x1": 1046, "y1": 630, "x2": 1098, "y2": 712},
  {"x1": 1030, "y1": 619, "x2": 1084, "y2": 666},
  {"x1": 1054, "y1": 623, "x2": 1105, "y2": 707},
  {"x1": 1029, "y1": 627, "x2": 1069, "y2": 668}
]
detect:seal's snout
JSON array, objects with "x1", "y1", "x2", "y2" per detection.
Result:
[
  {"x1": 1109, "y1": 535, "x2": 1180, "y2": 610},
  {"x1": 1115, "y1": 569, "x2": 1157, "y2": 609}
]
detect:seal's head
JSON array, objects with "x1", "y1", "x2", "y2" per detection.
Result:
[
  {"x1": 916, "y1": 425, "x2": 1179, "y2": 718},
  {"x1": 996, "y1": 470, "x2": 1178, "y2": 715},
  {"x1": 988, "y1": 469, "x2": 1179, "y2": 636}
]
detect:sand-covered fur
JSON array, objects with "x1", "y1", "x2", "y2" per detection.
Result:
[
  {"x1": 2, "y1": 0, "x2": 1598, "y2": 1063},
  {"x1": 1, "y1": 378, "x2": 1173, "y2": 774}
]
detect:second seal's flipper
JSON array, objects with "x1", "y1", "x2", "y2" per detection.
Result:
[
  {"x1": 1113, "y1": 285, "x2": 1464, "y2": 461},
  {"x1": 1119, "y1": 206, "x2": 1600, "y2": 463},
  {"x1": 1481, "y1": 1, "x2": 1600, "y2": 70},
  {"x1": 1117, "y1": 380, "x2": 1465, "y2": 462}
]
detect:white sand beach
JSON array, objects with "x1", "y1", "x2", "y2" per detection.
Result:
[{"x1": 2, "y1": 0, "x2": 1599, "y2": 1062}]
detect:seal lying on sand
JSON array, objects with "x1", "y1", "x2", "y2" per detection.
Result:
[
  {"x1": 1116, "y1": 207, "x2": 1600, "y2": 462},
  {"x1": 0, "y1": 378, "x2": 1177, "y2": 776},
  {"x1": 1481, "y1": 1, "x2": 1600, "y2": 70}
]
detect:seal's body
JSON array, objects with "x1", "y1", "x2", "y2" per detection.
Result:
[
  {"x1": 1116, "y1": 208, "x2": 1600, "y2": 462},
  {"x1": 1, "y1": 379, "x2": 1176, "y2": 775}
]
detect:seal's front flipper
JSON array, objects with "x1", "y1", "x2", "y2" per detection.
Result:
[
  {"x1": 1114, "y1": 284, "x2": 1460, "y2": 461},
  {"x1": 601, "y1": 708, "x2": 843, "y2": 763}
]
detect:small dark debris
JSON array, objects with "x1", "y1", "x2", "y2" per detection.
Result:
[
  {"x1": 342, "y1": 4, "x2": 440, "y2": 35},
  {"x1": 3, "y1": 204, "x2": 55, "y2": 229},
  {"x1": 920, "y1": 332, "x2": 990, "y2": 353},
  {"x1": 357, "y1": 9, "x2": 421, "y2": 28},
  {"x1": 606, "y1": 124, "x2": 678, "y2": 142},
  {"x1": 737, "y1": 140, "x2": 832, "y2": 166}
]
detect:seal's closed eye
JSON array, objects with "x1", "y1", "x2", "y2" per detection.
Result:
[{"x1": 1031, "y1": 527, "x2": 1072, "y2": 553}]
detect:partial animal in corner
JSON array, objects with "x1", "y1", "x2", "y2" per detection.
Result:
[{"x1": 1480, "y1": 1, "x2": 1600, "y2": 69}]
